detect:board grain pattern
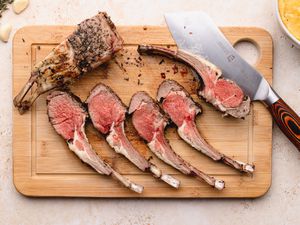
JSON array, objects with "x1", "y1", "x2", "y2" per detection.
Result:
[{"x1": 13, "y1": 26, "x2": 273, "y2": 198}]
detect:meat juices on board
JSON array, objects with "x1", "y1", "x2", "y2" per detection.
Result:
[{"x1": 47, "y1": 91, "x2": 143, "y2": 193}]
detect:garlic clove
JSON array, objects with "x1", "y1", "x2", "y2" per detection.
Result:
[
  {"x1": 13, "y1": 0, "x2": 29, "y2": 14},
  {"x1": 0, "y1": 23, "x2": 12, "y2": 43}
]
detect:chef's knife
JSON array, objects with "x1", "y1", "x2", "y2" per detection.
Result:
[{"x1": 164, "y1": 11, "x2": 300, "y2": 150}]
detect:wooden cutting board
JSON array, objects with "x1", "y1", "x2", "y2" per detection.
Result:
[{"x1": 13, "y1": 26, "x2": 272, "y2": 198}]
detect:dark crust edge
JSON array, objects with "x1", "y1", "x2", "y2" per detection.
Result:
[
  {"x1": 157, "y1": 79, "x2": 203, "y2": 115},
  {"x1": 85, "y1": 82, "x2": 128, "y2": 136},
  {"x1": 86, "y1": 82, "x2": 128, "y2": 110},
  {"x1": 157, "y1": 79, "x2": 190, "y2": 101},
  {"x1": 138, "y1": 44, "x2": 250, "y2": 118},
  {"x1": 129, "y1": 91, "x2": 170, "y2": 124},
  {"x1": 46, "y1": 89, "x2": 87, "y2": 137},
  {"x1": 67, "y1": 12, "x2": 124, "y2": 73}
]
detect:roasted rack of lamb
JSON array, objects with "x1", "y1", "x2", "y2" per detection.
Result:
[
  {"x1": 157, "y1": 80, "x2": 254, "y2": 173},
  {"x1": 138, "y1": 45, "x2": 251, "y2": 119},
  {"x1": 86, "y1": 83, "x2": 180, "y2": 188},
  {"x1": 47, "y1": 90, "x2": 143, "y2": 193},
  {"x1": 14, "y1": 12, "x2": 123, "y2": 114},
  {"x1": 129, "y1": 91, "x2": 225, "y2": 190},
  {"x1": 23, "y1": 11, "x2": 257, "y2": 193}
]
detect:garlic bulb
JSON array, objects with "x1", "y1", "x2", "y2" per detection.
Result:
[
  {"x1": 13, "y1": 0, "x2": 29, "y2": 14},
  {"x1": 0, "y1": 23, "x2": 12, "y2": 43}
]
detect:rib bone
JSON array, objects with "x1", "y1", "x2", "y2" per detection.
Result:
[
  {"x1": 129, "y1": 91, "x2": 225, "y2": 190},
  {"x1": 138, "y1": 45, "x2": 250, "y2": 119},
  {"x1": 86, "y1": 83, "x2": 180, "y2": 188},
  {"x1": 157, "y1": 80, "x2": 254, "y2": 173},
  {"x1": 47, "y1": 91, "x2": 143, "y2": 193}
]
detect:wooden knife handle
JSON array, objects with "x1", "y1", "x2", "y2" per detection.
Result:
[{"x1": 268, "y1": 98, "x2": 300, "y2": 150}]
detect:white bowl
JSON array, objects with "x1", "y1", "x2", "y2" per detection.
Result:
[{"x1": 275, "y1": 0, "x2": 300, "y2": 48}]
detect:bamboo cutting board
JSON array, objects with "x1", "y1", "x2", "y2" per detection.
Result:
[{"x1": 13, "y1": 26, "x2": 273, "y2": 198}]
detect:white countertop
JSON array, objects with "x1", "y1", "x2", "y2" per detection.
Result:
[{"x1": 1, "y1": 0, "x2": 300, "y2": 224}]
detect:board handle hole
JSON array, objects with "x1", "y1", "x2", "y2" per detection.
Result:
[{"x1": 233, "y1": 39, "x2": 260, "y2": 66}]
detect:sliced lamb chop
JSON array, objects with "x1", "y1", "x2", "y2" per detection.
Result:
[
  {"x1": 157, "y1": 80, "x2": 254, "y2": 174},
  {"x1": 138, "y1": 45, "x2": 251, "y2": 119},
  {"x1": 14, "y1": 12, "x2": 123, "y2": 114},
  {"x1": 129, "y1": 91, "x2": 225, "y2": 190},
  {"x1": 86, "y1": 83, "x2": 180, "y2": 189},
  {"x1": 47, "y1": 91, "x2": 143, "y2": 193}
]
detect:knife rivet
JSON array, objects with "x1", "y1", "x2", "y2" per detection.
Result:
[{"x1": 227, "y1": 55, "x2": 235, "y2": 62}]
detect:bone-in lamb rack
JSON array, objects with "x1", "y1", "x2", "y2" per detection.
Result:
[
  {"x1": 157, "y1": 80, "x2": 254, "y2": 173},
  {"x1": 14, "y1": 12, "x2": 123, "y2": 114},
  {"x1": 86, "y1": 83, "x2": 180, "y2": 189},
  {"x1": 137, "y1": 45, "x2": 251, "y2": 119},
  {"x1": 129, "y1": 91, "x2": 225, "y2": 190},
  {"x1": 47, "y1": 91, "x2": 143, "y2": 193}
]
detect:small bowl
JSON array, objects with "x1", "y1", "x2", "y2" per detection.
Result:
[{"x1": 275, "y1": 0, "x2": 300, "y2": 48}]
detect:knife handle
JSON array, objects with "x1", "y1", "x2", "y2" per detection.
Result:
[{"x1": 268, "y1": 98, "x2": 300, "y2": 150}]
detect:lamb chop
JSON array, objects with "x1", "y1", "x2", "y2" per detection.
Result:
[
  {"x1": 138, "y1": 45, "x2": 250, "y2": 119},
  {"x1": 157, "y1": 80, "x2": 254, "y2": 173},
  {"x1": 47, "y1": 90, "x2": 143, "y2": 193},
  {"x1": 86, "y1": 83, "x2": 180, "y2": 189},
  {"x1": 129, "y1": 91, "x2": 225, "y2": 190},
  {"x1": 14, "y1": 12, "x2": 123, "y2": 114}
]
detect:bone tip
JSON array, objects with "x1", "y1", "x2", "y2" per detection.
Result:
[
  {"x1": 16, "y1": 101, "x2": 31, "y2": 114},
  {"x1": 137, "y1": 45, "x2": 146, "y2": 54},
  {"x1": 215, "y1": 180, "x2": 225, "y2": 190},
  {"x1": 13, "y1": 97, "x2": 19, "y2": 107},
  {"x1": 161, "y1": 174, "x2": 180, "y2": 189},
  {"x1": 130, "y1": 183, "x2": 144, "y2": 194},
  {"x1": 245, "y1": 164, "x2": 255, "y2": 173}
]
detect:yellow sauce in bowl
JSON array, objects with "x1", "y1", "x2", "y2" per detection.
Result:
[{"x1": 279, "y1": 0, "x2": 300, "y2": 41}]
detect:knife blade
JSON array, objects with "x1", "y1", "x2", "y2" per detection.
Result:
[
  {"x1": 165, "y1": 11, "x2": 274, "y2": 102},
  {"x1": 164, "y1": 11, "x2": 300, "y2": 150}
]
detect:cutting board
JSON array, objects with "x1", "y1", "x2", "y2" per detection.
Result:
[{"x1": 13, "y1": 26, "x2": 272, "y2": 198}]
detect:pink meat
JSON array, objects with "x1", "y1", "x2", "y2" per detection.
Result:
[
  {"x1": 157, "y1": 80, "x2": 254, "y2": 173},
  {"x1": 87, "y1": 83, "x2": 180, "y2": 188},
  {"x1": 87, "y1": 90, "x2": 125, "y2": 134},
  {"x1": 214, "y1": 79, "x2": 244, "y2": 108},
  {"x1": 47, "y1": 91, "x2": 144, "y2": 193},
  {"x1": 137, "y1": 45, "x2": 251, "y2": 119},
  {"x1": 129, "y1": 91, "x2": 225, "y2": 190},
  {"x1": 130, "y1": 101, "x2": 161, "y2": 142},
  {"x1": 47, "y1": 92, "x2": 86, "y2": 140},
  {"x1": 86, "y1": 84, "x2": 149, "y2": 171},
  {"x1": 160, "y1": 91, "x2": 197, "y2": 127}
]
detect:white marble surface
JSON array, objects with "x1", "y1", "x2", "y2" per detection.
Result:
[{"x1": 0, "y1": 0, "x2": 300, "y2": 224}]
